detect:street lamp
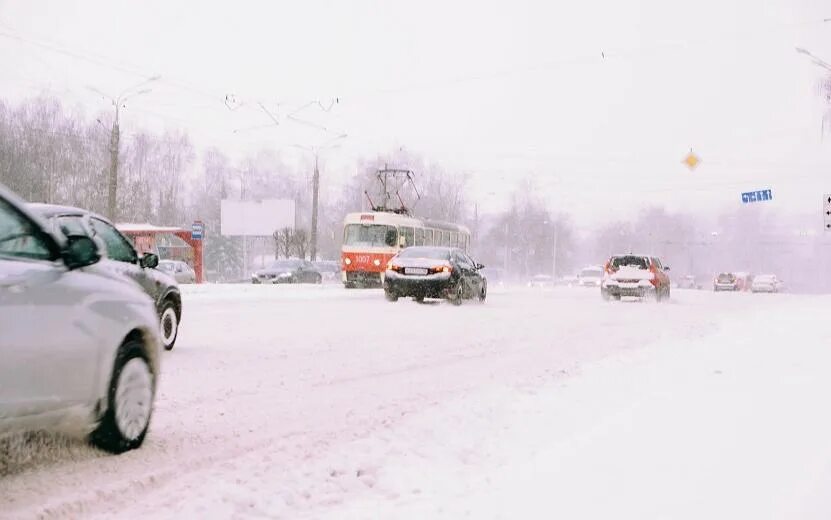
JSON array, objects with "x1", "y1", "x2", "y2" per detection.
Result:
[
  {"x1": 796, "y1": 48, "x2": 831, "y2": 140},
  {"x1": 87, "y1": 75, "x2": 161, "y2": 220},
  {"x1": 796, "y1": 47, "x2": 831, "y2": 71},
  {"x1": 293, "y1": 133, "x2": 347, "y2": 260}
]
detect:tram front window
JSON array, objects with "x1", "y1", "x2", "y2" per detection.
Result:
[{"x1": 344, "y1": 224, "x2": 398, "y2": 247}]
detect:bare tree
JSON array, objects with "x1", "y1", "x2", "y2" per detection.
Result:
[
  {"x1": 292, "y1": 228, "x2": 308, "y2": 260},
  {"x1": 276, "y1": 227, "x2": 293, "y2": 259}
]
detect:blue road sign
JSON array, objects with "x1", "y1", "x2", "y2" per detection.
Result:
[
  {"x1": 192, "y1": 221, "x2": 204, "y2": 240},
  {"x1": 741, "y1": 189, "x2": 773, "y2": 204}
]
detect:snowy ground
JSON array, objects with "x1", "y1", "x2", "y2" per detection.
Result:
[{"x1": 1, "y1": 285, "x2": 829, "y2": 519}]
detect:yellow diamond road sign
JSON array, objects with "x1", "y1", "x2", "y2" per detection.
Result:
[{"x1": 682, "y1": 151, "x2": 701, "y2": 170}]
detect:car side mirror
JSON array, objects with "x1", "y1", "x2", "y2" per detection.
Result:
[
  {"x1": 664, "y1": 266, "x2": 671, "y2": 271},
  {"x1": 63, "y1": 235, "x2": 101, "y2": 270},
  {"x1": 476, "y1": 263, "x2": 485, "y2": 270},
  {"x1": 140, "y1": 252, "x2": 159, "y2": 269}
]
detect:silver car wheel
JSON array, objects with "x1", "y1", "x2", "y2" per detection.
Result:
[
  {"x1": 160, "y1": 307, "x2": 177, "y2": 347},
  {"x1": 114, "y1": 358, "x2": 154, "y2": 441}
]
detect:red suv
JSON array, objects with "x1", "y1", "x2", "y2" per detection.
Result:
[{"x1": 601, "y1": 254, "x2": 671, "y2": 301}]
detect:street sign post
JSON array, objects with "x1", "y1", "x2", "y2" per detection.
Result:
[
  {"x1": 191, "y1": 220, "x2": 204, "y2": 240},
  {"x1": 824, "y1": 194, "x2": 831, "y2": 231}
]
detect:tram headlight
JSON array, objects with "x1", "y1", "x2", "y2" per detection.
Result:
[
  {"x1": 344, "y1": 257, "x2": 352, "y2": 266},
  {"x1": 373, "y1": 258, "x2": 381, "y2": 266}
]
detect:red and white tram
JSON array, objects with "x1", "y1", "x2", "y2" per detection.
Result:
[{"x1": 341, "y1": 211, "x2": 471, "y2": 288}]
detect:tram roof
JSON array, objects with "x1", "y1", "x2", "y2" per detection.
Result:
[{"x1": 343, "y1": 211, "x2": 470, "y2": 233}]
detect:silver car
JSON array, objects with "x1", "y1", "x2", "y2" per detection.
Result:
[
  {"x1": 0, "y1": 185, "x2": 162, "y2": 453},
  {"x1": 29, "y1": 203, "x2": 183, "y2": 351},
  {"x1": 158, "y1": 259, "x2": 196, "y2": 284}
]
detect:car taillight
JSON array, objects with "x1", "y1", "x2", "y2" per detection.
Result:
[
  {"x1": 428, "y1": 265, "x2": 452, "y2": 274},
  {"x1": 649, "y1": 265, "x2": 659, "y2": 287},
  {"x1": 387, "y1": 262, "x2": 404, "y2": 273}
]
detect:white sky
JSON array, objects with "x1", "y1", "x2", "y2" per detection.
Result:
[{"x1": 1, "y1": 0, "x2": 829, "y2": 227}]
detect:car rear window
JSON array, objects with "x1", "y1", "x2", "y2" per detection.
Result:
[
  {"x1": 398, "y1": 247, "x2": 451, "y2": 260},
  {"x1": 611, "y1": 256, "x2": 648, "y2": 269}
]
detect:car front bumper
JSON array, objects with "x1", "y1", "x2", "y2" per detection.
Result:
[
  {"x1": 343, "y1": 270, "x2": 383, "y2": 286},
  {"x1": 384, "y1": 271, "x2": 454, "y2": 298}
]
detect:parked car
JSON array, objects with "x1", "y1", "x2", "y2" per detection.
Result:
[
  {"x1": 480, "y1": 266, "x2": 505, "y2": 286},
  {"x1": 601, "y1": 254, "x2": 671, "y2": 301},
  {"x1": 578, "y1": 266, "x2": 604, "y2": 287},
  {"x1": 0, "y1": 184, "x2": 162, "y2": 453},
  {"x1": 527, "y1": 274, "x2": 555, "y2": 288},
  {"x1": 251, "y1": 259, "x2": 322, "y2": 284},
  {"x1": 713, "y1": 272, "x2": 739, "y2": 292},
  {"x1": 557, "y1": 275, "x2": 579, "y2": 287},
  {"x1": 313, "y1": 260, "x2": 341, "y2": 283},
  {"x1": 751, "y1": 274, "x2": 784, "y2": 293},
  {"x1": 677, "y1": 275, "x2": 702, "y2": 290},
  {"x1": 158, "y1": 259, "x2": 196, "y2": 284},
  {"x1": 29, "y1": 203, "x2": 183, "y2": 351},
  {"x1": 384, "y1": 246, "x2": 487, "y2": 305}
]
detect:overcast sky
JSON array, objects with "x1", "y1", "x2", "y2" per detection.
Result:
[{"x1": 1, "y1": 0, "x2": 829, "y2": 227}]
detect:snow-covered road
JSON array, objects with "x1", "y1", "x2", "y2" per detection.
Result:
[{"x1": 1, "y1": 285, "x2": 829, "y2": 519}]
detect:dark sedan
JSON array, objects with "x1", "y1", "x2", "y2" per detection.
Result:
[
  {"x1": 28, "y1": 203, "x2": 183, "y2": 351},
  {"x1": 384, "y1": 246, "x2": 487, "y2": 305},
  {"x1": 251, "y1": 259, "x2": 322, "y2": 284}
]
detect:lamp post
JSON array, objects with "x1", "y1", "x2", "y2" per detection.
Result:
[
  {"x1": 88, "y1": 75, "x2": 161, "y2": 220},
  {"x1": 293, "y1": 133, "x2": 347, "y2": 260},
  {"x1": 796, "y1": 47, "x2": 831, "y2": 140},
  {"x1": 543, "y1": 218, "x2": 559, "y2": 279},
  {"x1": 796, "y1": 47, "x2": 831, "y2": 72}
]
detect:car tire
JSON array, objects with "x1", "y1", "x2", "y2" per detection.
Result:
[
  {"x1": 478, "y1": 281, "x2": 487, "y2": 302},
  {"x1": 90, "y1": 339, "x2": 155, "y2": 454},
  {"x1": 315, "y1": 274, "x2": 322, "y2": 284},
  {"x1": 414, "y1": 295, "x2": 425, "y2": 303},
  {"x1": 450, "y1": 283, "x2": 464, "y2": 306},
  {"x1": 252, "y1": 279, "x2": 260, "y2": 284},
  {"x1": 159, "y1": 300, "x2": 179, "y2": 351},
  {"x1": 385, "y1": 290, "x2": 399, "y2": 302}
]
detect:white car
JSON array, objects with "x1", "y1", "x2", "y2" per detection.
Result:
[
  {"x1": 158, "y1": 259, "x2": 197, "y2": 284},
  {"x1": 751, "y1": 274, "x2": 784, "y2": 293},
  {"x1": 0, "y1": 185, "x2": 162, "y2": 453},
  {"x1": 527, "y1": 274, "x2": 554, "y2": 288},
  {"x1": 578, "y1": 266, "x2": 604, "y2": 287}
]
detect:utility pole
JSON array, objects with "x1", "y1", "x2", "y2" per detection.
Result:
[
  {"x1": 108, "y1": 104, "x2": 120, "y2": 221},
  {"x1": 552, "y1": 222, "x2": 559, "y2": 278},
  {"x1": 88, "y1": 75, "x2": 160, "y2": 221},
  {"x1": 504, "y1": 221, "x2": 510, "y2": 275},
  {"x1": 293, "y1": 133, "x2": 346, "y2": 261},
  {"x1": 310, "y1": 153, "x2": 320, "y2": 261}
]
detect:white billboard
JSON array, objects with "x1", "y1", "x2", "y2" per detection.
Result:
[{"x1": 221, "y1": 199, "x2": 296, "y2": 237}]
